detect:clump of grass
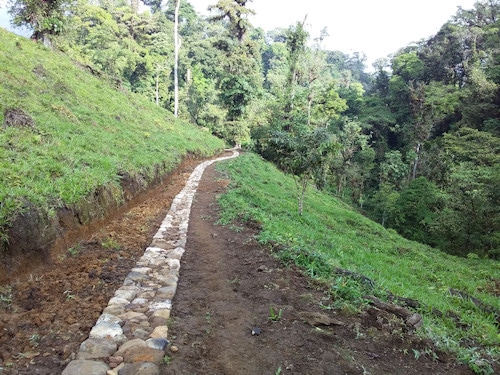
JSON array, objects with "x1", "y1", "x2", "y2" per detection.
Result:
[
  {"x1": 101, "y1": 238, "x2": 120, "y2": 250},
  {"x1": 216, "y1": 153, "x2": 500, "y2": 373}
]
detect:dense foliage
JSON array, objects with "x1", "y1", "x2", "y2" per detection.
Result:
[{"x1": 6, "y1": 0, "x2": 499, "y2": 259}]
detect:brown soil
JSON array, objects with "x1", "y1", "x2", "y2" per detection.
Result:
[{"x1": 0, "y1": 157, "x2": 474, "y2": 375}]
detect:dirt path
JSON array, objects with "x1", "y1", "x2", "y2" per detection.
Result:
[
  {"x1": 0, "y1": 155, "x2": 473, "y2": 374},
  {"x1": 163, "y1": 163, "x2": 472, "y2": 375}
]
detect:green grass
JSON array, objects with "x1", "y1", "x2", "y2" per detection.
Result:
[
  {"x1": 217, "y1": 153, "x2": 500, "y2": 374},
  {"x1": 0, "y1": 29, "x2": 224, "y2": 237}
]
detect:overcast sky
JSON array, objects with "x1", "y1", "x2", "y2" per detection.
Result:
[{"x1": 188, "y1": 0, "x2": 479, "y2": 68}]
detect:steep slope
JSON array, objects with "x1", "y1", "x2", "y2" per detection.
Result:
[{"x1": 0, "y1": 28, "x2": 224, "y2": 282}]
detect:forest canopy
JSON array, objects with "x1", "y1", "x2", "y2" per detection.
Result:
[{"x1": 6, "y1": 0, "x2": 500, "y2": 259}]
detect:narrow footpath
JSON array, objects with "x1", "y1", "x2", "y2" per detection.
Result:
[{"x1": 62, "y1": 150, "x2": 239, "y2": 375}]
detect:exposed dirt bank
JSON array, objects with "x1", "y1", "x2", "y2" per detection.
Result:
[{"x1": 0, "y1": 154, "x2": 212, "y2": 285}]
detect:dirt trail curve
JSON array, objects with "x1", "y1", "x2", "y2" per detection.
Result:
[{"x1": 0, "y1": 150, "x2": 473, "y2": 375}]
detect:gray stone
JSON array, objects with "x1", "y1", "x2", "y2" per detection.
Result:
[
  {"x1": 90, "y1": 322, "x2": 123, "y2": 339},
  {"x1": 114, "y1": 286, "x2": 140, "y2": 301},
  {"x1": 97, "y1": 313, "x2": 123, "y2": 326},
  {"x1": 156, "y1": 286, "x2": 176, "y2": 300},
  {"x1": 149, "y1": 301, "x2": 172, "y2": 311},
  {"x1": 146, "y1": 338, "x2": 169, "y2": 351},
  {"x1": 125, "y1": 271, "x2": 150, "y2": 282},
  {"x1": 116, "y1": 338, "x2": 147, "y2": 357},
  {"x1": 132, "y1": 328, "x2": 151, "y2": 339},
  {"x1": 108, "y1": 297, "x2": 130, "y2": 306},
  {"x1": 131, "y1": 267, "x2": 152, "y2": 274},
  {"x1": 166, "y1": 247, "x2": 184, "y2": 260},
  {"x1": 62, "y1": 359, "x2": 109, "y2": 375},
  {"x1": 138, "y1": 290, "x2": 155, "y2": 299},
  {"x1": 76, "y1": 338, "x2": 117, "y2": 360},
  {"x1": 131, "y1": 298, "x2": 149, "y2": 306},
  {"x1": 103, "y1": 304, "x2": 125, "y2": 315}
]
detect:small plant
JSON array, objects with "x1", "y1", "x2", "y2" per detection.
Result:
[
  {"x1": 226, "y1": 276, "x2": 240, "y2": 285},
  {"x1": 67, "y1": 243, "x2": 81, "y2": 257},
  {"x1": 205, "y1": 311, "x2": 212, "y2": 334},
  {"x1": 268, "y1": 306, "x2": 283, "y2": 322},
  {"x1": 29, "y1": 334, "x2": 41, "y2": 348},
  {"x1": 63, "y1": 290, "x2": 75, "y2": 300},
  {"x1": 162, "y1": 355, "x2": 172, "y2": 365},
  {"x1": 413, "y1": 349, "x2": 421, "y2": 360},
  {"x1": 275, "y1": 367, "x2": 282, "y2": 375},
  {"x1": 101, "y1": 238, "x2": 120, "y2": 250},
  {"x1": 0, "y1": 286, "x2": 13, "y2": 310}
]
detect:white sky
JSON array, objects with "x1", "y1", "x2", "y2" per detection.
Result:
[
  {"x1": 0, "y1": 0, "x2": 480, "y2": 68},
  {"x1": 188, "y1": 0, "x2": 479, "y2": 68}
]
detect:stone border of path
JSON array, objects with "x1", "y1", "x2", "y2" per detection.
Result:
[{"x1": 62, "y1": 150, "x2": 239, "y2": 375}]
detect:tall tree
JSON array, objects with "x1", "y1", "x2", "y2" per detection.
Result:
[
  {"x1": 208, "y1": 0, "x2": 261, "y2": 146},
  {"x1": 174, "y1": 0, "x2": 180, "y2": 117},
  {"x1": 208, "y1": 0, "x2": 254, "y2": 42}
]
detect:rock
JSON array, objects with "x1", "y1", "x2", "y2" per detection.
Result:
[
  {"x1": 118, "y1": 311, "x2": 148, "y2": 323},
  {"x1": 148, "y1": 301, "x2": 172, "y2": 312},
  {"x1": 152, "y1": 309, "x2": 171, "y2": 320},
  {"x1": 150, "y1": 317, "x2": 168, "y2": 329},
  {"x1": 121, "y1": 347, "x2": 165, "y2": 364},
  {"x1": 167, "y1": 247, "x2": 184, "y2": 260},
  {"x1": 149, "y1": 326, "x2": 168, "y2": 339},
  {"x1": 103, "y1": 304, "x2": 125, "y2": 316},
  {"x1": 131, "y1": 267, "x2": 152, "y2": 274},
  {"x1": 251, "y1": 327, "x2": 261, "y2": 336},
  {"x1": 114, "y1": 286, "x2": 141, "y2": 301},
  {"x1": 108, "y1": 297, "x2": 131, "y2": 306},
  {"x1": 116, "y1": 339, "x2": 147, "y2": 357},
  {"x1": 76, "y1": 338, "x2": 117, "y2": 360},
  {"x1": 406, "y1": 313, "x2": 423, "y2": 329},
  {"x1": 155, "y1": 287, "x2": 176, "y2": 300},
  {"x1": 126, "y1": 271, "x2": 151, "y2": 282},
  {"x1": 106, "y1": 362, "x2": 124, "y2": 375},
  {"x1": 131, "y1": 298, "x2": 149, "y2": 306},
  {"x1": 132, "y1": 328, "x2": 151, "y2": 340},
  {"x1": 118, "y1": 362, "x2": 160, "y2": 375},
  {"x1": 97, "y1": 314, "x2": 123, "y2": 326},
  {"x1": 146, "y1": 338, "x2": 169, "y2": 350},
  {"x1": 62, "y1": 359, "x2": 109, "y2": 375},
  {"x1": 170, "y1": 346, "x2": 179, "y2": 353},
  {"x1": 90, "y1": 322, "x2": 125, "y2": 344},
  {"x1": 298, "y1": 311, "x2": 345, "y2": 327}
]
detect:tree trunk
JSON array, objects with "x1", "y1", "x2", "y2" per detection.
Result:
[
  {"x1": 412, "y1": 142, "x2": 421, "y2": 180},
  {"x1": 155, "y1": 66, "x2": 160, "y2": 106},
  {"x1": 174, "y1": 0, "x2": 181, "y2": 118}
]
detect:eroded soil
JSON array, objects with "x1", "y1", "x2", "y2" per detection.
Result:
[{"x1": 0, "y1": 157, "x2": 474, "y2": 374}]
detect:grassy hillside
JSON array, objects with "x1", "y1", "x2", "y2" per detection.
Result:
[
  {"x1": 217, "y1": 153, "x2": 500, "y2": 374},
  {"x1": 0, "y1": 28, "x2": 224, "y2": 241}
]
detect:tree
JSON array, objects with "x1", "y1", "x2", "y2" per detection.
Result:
[
  {"x1": 392, "y1": 177, "x2": 443, "y2": 245},
  {"x1": 208, "y1": 0, "x2": 254, "y2": 42},
  {"x1": 265, "y1": 127, "x2": 339, "y2": 215},
  {"x1": 9, "y1": 0, "x2": 69, "y2": 44},
  {"x1": 174, "y1": 0, "x2": 180, "y2": 117},
  {"x1": 329, "y1": 119, "x2": 369, "y2": 197},
  {"x1": 208, "y1": 0, "x2": 261, "y2": 145}
]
